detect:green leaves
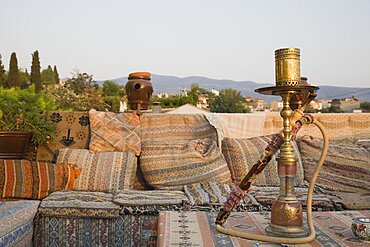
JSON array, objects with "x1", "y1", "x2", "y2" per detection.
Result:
[{"x1": 0, "y1": 85, "x2": 56, "y2": 145}]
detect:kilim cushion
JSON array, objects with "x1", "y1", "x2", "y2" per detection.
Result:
[
  {"x1": 0, "y1": 200, "x2": 40, "y2": 247},
  {"x1": 140, "y1": 114, "x2": 218, "y2": 143},
  {"x1": 33, "y1": 161, "x2": 80, "y2": 199},
  {"x1": 140, "y1": 138, "x2": 232, "y2": 190},
  {"x1": 298, "y1": 135, "x2": 370, "y2": 193},
  {"x1": 0, "y1": 160, "x2": 33, "y2": 199},
  {"x1": 222, "y1": 136, "x2": 305, "y2": 186},
  {"x1": 0, "y1": 160, "x2": 79, "y2": 199},
  {"x1": 57, "y1": 148, "x2": 137, "y2": 192},
  {"x1": 36, "y1": 111, "x2": 90, "y2": 162},
  {"x1": 38, "y1": 191, "x2": 120, "y2": 218},
  {"x1": 89, "y1": 109, "x2": 142, "y2": 155},
  {"x1": 183, "y1": 182, "x2": 253, "y2": 206},
  {"x1": 113, "y1": 189, "x2": 188, "y2": 206}
]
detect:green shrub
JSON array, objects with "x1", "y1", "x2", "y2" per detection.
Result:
[{"x1": 0, "y1": 85, "x2": 56, "y2": 145}]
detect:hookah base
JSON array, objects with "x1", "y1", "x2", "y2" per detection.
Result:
[{"x1": 265, "y1": 223, "x2": 309, "y2": 238}]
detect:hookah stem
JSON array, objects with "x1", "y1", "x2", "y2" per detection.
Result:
[{"x1": 215, "y1": 119, "x2": 329, "y2": 244}]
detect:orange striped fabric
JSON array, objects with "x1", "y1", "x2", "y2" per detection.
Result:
[
  {"x1": 0, "y1": 160, "x2": 33, "y2": 199},
  {"x1": 0, "y1": 160, "x2": 80, "y2": 199}
]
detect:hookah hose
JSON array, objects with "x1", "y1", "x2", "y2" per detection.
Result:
[{"x1": 215, "y1": 119, "x2": 329, "y2": 244}]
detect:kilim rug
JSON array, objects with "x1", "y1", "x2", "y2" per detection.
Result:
[{"x1": 157, "y1": 210, "x2": 370, "y2": 247}]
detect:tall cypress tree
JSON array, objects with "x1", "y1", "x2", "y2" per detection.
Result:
[
  {"x1": 53, "y1": 65, "x2": 60, "y2": 84},
  {"x1": 31, "y1": 50, "x2": 42, "y2": 92},
  {"x1": 0, "y1": 54, "x2": 5, "y2": 87},
  {"x1": 8, "y1": 52, "x2": 20, "y2": 88}
]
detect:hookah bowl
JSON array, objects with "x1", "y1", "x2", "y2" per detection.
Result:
[{"x1": 255, "y1": 48, "x2": 317, "y2": 238}]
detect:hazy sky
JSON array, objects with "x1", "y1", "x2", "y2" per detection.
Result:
[{"x1": 1, "y1": 0, "x2": 369, "y2": 87}]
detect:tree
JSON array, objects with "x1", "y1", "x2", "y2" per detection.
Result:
[
  {"x1": 41, "y1": 65, "x2": 54, "y2": 85},
  {"x1": 66, "y1": 71, "x2": 99, "y2": 95},
  {"x1": 360, "y1": 101, "x2": 370, "y2": 111},
  {"x1": 53, "y1": 65, "x2": 60, "y2": 84},
  {"x1": 208, "y1": 88, "x2": 250, "y2": 113},
  {"x1": 102, "y1": 80, "x2": 122, "y2": 97},
  {"x1": 30, "y1": 50, "x2": 42, "y2": 92},
  {"x1": 8, "y1": 52, "x2": 20, "y2": 87},
  {"x1": 321, "y1": 106, "x2": 343, "y2": 113},
  {"x1": 0, "y1": 54, "x2": 5, "y2": 87},
  {"x1": 19, "y1": 69, "x2": 30, "y2": 89}
]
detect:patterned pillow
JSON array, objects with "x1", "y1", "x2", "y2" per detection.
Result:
[
  {"x1": 0, "y1": 160, "x2": 79, "y2": 199},
  {"x1": 298, "y1": 135, "x2": 370, "y2": 193},
  {"x1": 89, "y1": 109, "x2": 141, "y2": 155},
  {"x1": 140, "y1": 138, "x2": 232, "y2": 190},
  {"x1": 140, "y1": 114, "x2": 218, "y2": 144},
  {"x1": 57, "y1": 148, "x2": 137, "y2": 192},
  {"x1": 36, "y1": 111, "x2": 90, "y2": 162},
  {"x1": 33, "y1": 162, "x2": 80, "y2": 199},
  {"x1": 222, "y1": 136, "x2": 305, "y2": 186}
]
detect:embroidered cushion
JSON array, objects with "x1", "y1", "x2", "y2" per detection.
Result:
[
  {"x1": 57, "y1": 148, "x2": 137, "y2": 192},
  {"x1": 89, "y1": 109, "x2": 142, "y2": 155},
  {"x1": 222, "y1": 136, "x2": 305, "y2": 186},
  {"x1": 0, "y1": 160, "x2": 79, "y2": 199},
  {"x1": 140, "y1": 138, "x2": 232, "y2": 190}
]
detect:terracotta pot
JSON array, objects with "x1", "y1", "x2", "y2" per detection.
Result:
[
  {"x1": 0, "y1": 131, "x2": 33, "y2": 159},
  {"x1": 125, "y1": 72, "x2": 153, "y2": 110}
]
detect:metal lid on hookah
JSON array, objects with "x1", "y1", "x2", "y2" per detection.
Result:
[{"x1": 275, "y1": 48, "x2": 301, "y2": 87}]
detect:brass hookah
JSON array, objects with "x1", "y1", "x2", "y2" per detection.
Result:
[{"x1": 216, "y1": 48, "x2": 329, "y2": 244}]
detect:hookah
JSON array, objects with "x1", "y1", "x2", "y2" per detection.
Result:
[{"x1": 215, "y1": 48, "x2": 329, "y2": 244}]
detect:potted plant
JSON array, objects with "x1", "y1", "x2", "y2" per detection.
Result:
[{"x1": 0, "y1": 86, "x2": 56, "y2": 159}]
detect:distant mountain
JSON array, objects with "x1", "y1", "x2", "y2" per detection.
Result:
[{"x1": 101, "y1": 74, "x2": 370, "y2": 103}]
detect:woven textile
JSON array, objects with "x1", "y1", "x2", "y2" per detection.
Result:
[
  {"x1": 249, "y1": 186, "x2": 336, "y2": 211},
  {"x1": 34, "y1": 213, "x2": 158, "y2": 247},
  {"x1": 89, "y1": 109, "x2": 142, "y2": 155},
  {"x1": 263, "y1": 113, "x2": 370, "y2": 140},
  {"x1": 0, "y1": 160, "x2": 79, "y2": 199},
  {"x1": 39, "y1": 191, "x2": 120, "y2": 218},
  {"x1": 36, "y1": 111, "x2": 90, "y2": 162},
  {"x1": 222, "y1": 136, "x2": 305, "y2": 186},
  {"x1": 113, "y1": 189, "x2": 188, "y2": 206},
  {"x1": 57, "y1": 148, "x2": 137, "y2": 192},
  {"x1": 184, "y1": 182, "x2": 255, "y2": 206},
  {"x1": 298, "y1": 135, "x2": 370, "y2": 193},
  {"x1": 157, "y1": 210, "x2": 370, "y2": 246},
  {"x1": 140, "y1": 114, "x2": 218, "y2": 143},
  {"x1": 0, "y1": 200, "x2": 40, "y2": 247},
  {"x1": 140, "y1": 138, "x2": 232, "y2": 190},
  {"x1": 0, "y1": 160, "x2": 32, "y2": 199}
]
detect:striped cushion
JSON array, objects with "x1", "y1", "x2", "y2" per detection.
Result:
[
  {"x1": 89, "y1": 109, "x2": 142, "y2": 155},
  {"x1": 0, "y1": 200, "x2": 40, "y2": 247},
  {"x1": 140, "y1": 114, "x2": 218, "y2": 143},
  {"x1": 113, "y1": 189, "x2": 188, "y2": 206},
  {"x1": 184, "y1": 182, "x2": 252, "y2": 206},
  {"x1": 57, "y1": 148, "x2": 137, "y2": 192},
  {"x1": 33, "y1": 162, "x2": 80, "y2": 199},
  {"x1": 0, "y1": 160, "x2": 79, "y2": 199},
  {"x1": 140, "y1": 138, "x2": 232, "y2": 190},
  {"x1": 222, "y1": 136, "x2": 305, "y2": 186},
  {"x1": 298, "y1": 135, "x2": 370, "y2": 193}
]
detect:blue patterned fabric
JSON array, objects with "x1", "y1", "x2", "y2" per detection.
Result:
[
  {"x1": 0, "y1": 200, "x2": 40, "y2": 247},
  {"x1": 34, "y1": 214, "x2": 158, "y2": 247}
]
